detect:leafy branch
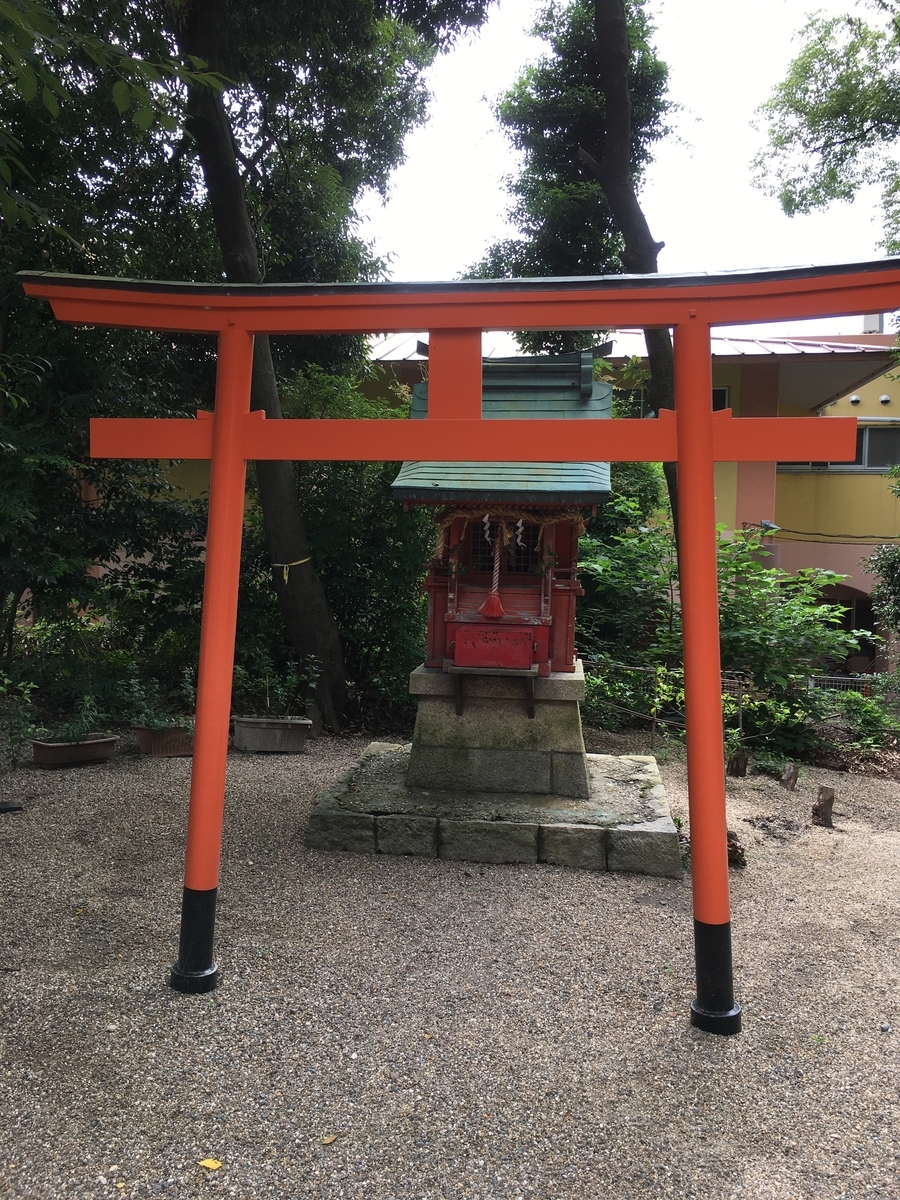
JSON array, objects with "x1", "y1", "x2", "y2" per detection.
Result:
[{"x1": 0, "y1": 0, "x2": 224, "y2": 226}]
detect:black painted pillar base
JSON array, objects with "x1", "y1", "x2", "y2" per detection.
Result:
[
  {"x1": 170, "y1": 886, "x2": 220, "y2": 994},
  {"x1": 690, "y1": 919, "x2": 742, "y2": 1035}
]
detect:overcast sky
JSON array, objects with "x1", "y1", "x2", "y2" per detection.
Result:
[{"x1": 357, "y1": 0, "x2": 888, "y2": 337}]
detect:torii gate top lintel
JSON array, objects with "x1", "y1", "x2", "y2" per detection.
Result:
[
  {"x1": 18, "y1": 259, "x2": 898, "y2": 1034},
  {"x1": 18, "y1": 257, "x2": 900, "y2": 333}
]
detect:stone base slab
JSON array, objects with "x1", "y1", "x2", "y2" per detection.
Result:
[{"x1": 306, "y1": 742, "x2": 681, "y2": 878}]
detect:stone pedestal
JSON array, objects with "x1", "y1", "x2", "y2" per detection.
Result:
[
  {"x1": 406, "y1": 662, "x2": 590, "y2": 798},
  {"x1": 304, "y1": 659, "x2": 681, "y2": 877},
  {"x1": 305, "y1": 743, "x2": 682, "y2": 877}
]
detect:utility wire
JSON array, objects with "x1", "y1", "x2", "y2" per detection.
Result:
[{"x1": 774, "y1": 527, "x2": 900, "y2": 541}]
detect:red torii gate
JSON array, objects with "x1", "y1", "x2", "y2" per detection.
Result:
[{"x1": 21, "y1": 260, "x2": 899, "y2": 1035}]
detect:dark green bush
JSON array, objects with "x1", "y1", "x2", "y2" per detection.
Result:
[{"x1": 578, "y1": 520, "x2": 896, "y2": 760}]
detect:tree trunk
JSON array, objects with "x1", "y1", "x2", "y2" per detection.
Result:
[
  {"x1": 174, "y1": 0, "x2": 346, "y2": 730},
  {"x1": 581, "y1": 0, "x2": 679, "y2": 534}
]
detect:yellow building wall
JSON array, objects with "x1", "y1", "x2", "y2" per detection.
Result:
[
  {"x1": 773, "y1": 364, "x2": 900, "y2": 590},
  {"x1": 775, "y1": 473, "x2": 900, "y2": 540},
  {"x1": 715, "y1": 364, "x2": 742, "y2": 414},
  {"x1": 714, "y1": 462, "x2": 737, "y2": 527},
  {"x1": 167, "y1": 460, "x2": 211, "y2": 500},
  {"x1": 711, "y1": 364, "x2": 741, "y2": 527},
  {"x1": 780, "y1": 362, "x2": 900, "y2": 540},
  {"x1": 826, "y1": 371, "x2": 900, "y2": 418}
]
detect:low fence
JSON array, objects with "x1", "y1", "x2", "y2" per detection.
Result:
[
  {"x1": 581, "y1": 659, "x2": 890, "y2": 743},
  {"x1": 807, "y1": 674, "x2": 875, "y2": 695}
]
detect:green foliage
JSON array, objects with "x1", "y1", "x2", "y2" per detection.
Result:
[
  {"x1": 0, "y1": 314, "x2": 212, "y2": 657},
  {"x1": 736, "y1": 686, "x2": 895, "y2": 761},
  {"x1": 865, "y1": 542, "x2": 900, "y2": 634},
  {"x1": 577, "y1": 498, "x2": 680, "y2": 666},
  {"x1": 0, "y1": 37, "x2": 220, "y2": 650},
  {"x1": 587, "y1": 385, "x2": 667, "y2": 541},
  {"x1": 2, "y1": 1, "x2": 496, "y2": 730},
  {"x1": 716, "y1": 533, "x2": 862, "y2": 695},
  {"x1": 752, "y1": 747, "x2": 788, "y2": 778},
  {"x1": 578, "y1": 521, "x2": 884, "y2": 758},
  {"x1": 590, "y1": 461, "x2": 665, "y2": 542},
  {"x1": 582, "y1": 661, "x2": 682, "y2": 732},
  {"x1": 118, "y1": 675, "x2": 194, "y2": 732},
  {"x1": 258, "y1": 366, "x2": 433, "y2": 722},
  {"x1": 34, "y1": 692, "x2": 110, "y2": 743},
  {"x1": 12, "y1": 613, "x2": 145, "y2": 713},
  {"x1": 0, "y1": 0, "x2": 224, "y2": 227},
  {"x1": 231, "y1": 659, "x2": 319, "y2": 719},
  {"x1": 294, "y1": 458, "x2": 432, "y2": 722},
  {"x1": 0, "y1": 666, "x2": 33, "y2": 763},
  {"x1": 753, "y1": 6, "x2": 900, "y2": 248},
  {"x1": 724, "y1": 693, "x2": 823, "y2": 760},
  {"x1": 468, "y1": 0, "x2": 671, "y2": 352},
  {"x1": 822, "y1": 687, "x2": 896, "y2": 749}
]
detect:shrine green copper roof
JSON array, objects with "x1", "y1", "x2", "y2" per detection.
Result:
[{"x1": 391, "y1": 351, "x2": 613, "y2": 505}]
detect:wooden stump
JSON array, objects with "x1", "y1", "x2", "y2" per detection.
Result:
[
  {"x1": 726, "y1": 748, "x2": 749, "y2": 777},
  {"x1": 812, "y1": 785, "x2": 835, "y2": 828},
  {"x1": 780, "y1": 763, "x2": 799, "y2": 792}
]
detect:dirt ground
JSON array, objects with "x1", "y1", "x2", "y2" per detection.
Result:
[{"x1": 1, "y1": 729, "x2": 899, "y2": 1199}]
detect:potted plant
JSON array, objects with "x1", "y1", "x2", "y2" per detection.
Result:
[
  {"x1": 231, "y1": 660, "x2": 315, "y2": 754},
  {"x1": 121, "y1": 677, "x2": 194, "y2": 758},
  {"x1": 30, "y1": 695, "x2": 119, "y2": 768},
  {"x1": 133, "y1": 715, "x2": 194, "y2": 758}
]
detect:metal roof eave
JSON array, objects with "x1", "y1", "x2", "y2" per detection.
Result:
[{"x1": 18, "y1": 257, "x2": 900, "y2": 297}]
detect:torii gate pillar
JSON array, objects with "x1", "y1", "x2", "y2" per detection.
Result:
[{"x1": 22, "y1": 260, "x2": 900, "y2": 1035}]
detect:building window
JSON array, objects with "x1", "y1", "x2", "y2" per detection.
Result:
[
  {"x1": 779, "y1": 424, "x2": 900, "y2": 472},
  {"x1": 865, "y1": 426, "x2": 900, "y2": 468}
]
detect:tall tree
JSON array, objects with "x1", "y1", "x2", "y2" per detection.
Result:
[
  {"x1": 0, "y1": 64, "x2": 220, "y2": 666},
  {"x1": 168, "y1": 0, "x2": 495, "y2": 729},
  {"x1": 753, "y1": 3, "x2": 900, "y2": 251},
  {"x1": 7, "y1": 0, "x2": 494, "y2": 730},
  {"x1": 470, "y1": 0, "x2": 679, "y2": 522}
]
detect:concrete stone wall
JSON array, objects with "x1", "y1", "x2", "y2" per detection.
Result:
[{"x1": 405, "y1": 664, "x2": 590, "y2": 798}]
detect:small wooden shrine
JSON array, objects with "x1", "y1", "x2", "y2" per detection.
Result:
[
  {"x1": 393, "y1": 350, "x2": 614, "y2": 681},
  {"x1": 391, "y1": 350, "x2": 612, "y2": 799},
  {"x1": 392, "y1": 350, "x2": 612, "y2": 678}
]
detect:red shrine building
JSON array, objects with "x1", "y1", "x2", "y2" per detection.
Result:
[{"x1": 391, "y1": 351, "x2": 612, "y2": 680}]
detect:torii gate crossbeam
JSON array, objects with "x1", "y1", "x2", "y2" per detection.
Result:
[{"x1": 21, "y1": 259, "x2": 899, "y2": 1036}]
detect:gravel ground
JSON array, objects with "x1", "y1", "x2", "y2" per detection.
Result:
[{"x1": 1, "y1": 730, "x2": 899, "y2": 1199}]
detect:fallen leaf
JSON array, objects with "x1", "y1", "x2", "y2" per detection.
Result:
[
  {"x1": 198, "y1": 1159, "x2": 222, "y2": 1169},
  {"x1": 321, "y1": 1135, "x2": 339, "y2": 1145}
]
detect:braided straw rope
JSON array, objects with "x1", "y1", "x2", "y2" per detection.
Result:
[{"x1": 433, "y1": 506, "x2": 586, "y2": 560}]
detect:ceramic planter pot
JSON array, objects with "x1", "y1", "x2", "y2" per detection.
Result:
[
  {"x1": 134, "y1": 725, "x2": 193, "y2": 757},
  {"x1": 31, "y1": 735, "x2": 119, "y2": 769},
  {"x1": 232, "y1": 716, "x2": 312, "y2": 754}
]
